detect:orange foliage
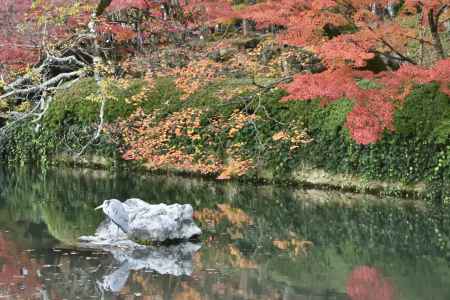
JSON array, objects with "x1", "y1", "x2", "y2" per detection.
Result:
[
  {"x1": 217, "y1": 159, "x2": 254, "y2": 180},
  {"x1": 99, "y1": 22, "x2": 137, "y2": 42},
  {"x1": 272, "y1": 239, "x2": 314, "y2": 256},
  {"x1": 217, "y1": 204, "x2": 253, "y2": 227},
  {"x1": 117, "y1": 108, "x2": 224, "y2": 175},
  {"x1": 167, "y1": 59, "x2": 226, "y2": 99},
  {"x1": 194, "y1": 203, "x2": 253, "y2": 229},
  {"x1": 228, "y1": 244, "x2": 257, "y2": 269}
]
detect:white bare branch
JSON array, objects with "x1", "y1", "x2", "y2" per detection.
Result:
[{"x1": 1, "y1": 69, "x2": 85, "y2": 101}]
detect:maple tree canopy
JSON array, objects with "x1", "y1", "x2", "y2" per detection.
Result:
[
  {"x1": 237, "y1": 0, "x2": 450, "y2": 143},
  {"x1": 1, "y1": 0, "x2": 450, "y2": 144}
]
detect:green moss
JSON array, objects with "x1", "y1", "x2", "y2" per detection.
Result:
[
  {"x1": 44, "y1": 78, "x2": 146, "y2": 130},
  {"x1": 44, "y1": 78, "x2": 98, "y2": 130},
  {"x1": 104, "y1": 79, "x2": 146, "y2": 122},
  {"x1": 132, "y1": 80, "x2": 448, "y2": 197},
  {"x1": 132, "y1": 238, "x2": 154, "y2": 246},
  {"x1": 141, "y1": 77, "x2": 183, "y2": 116}
]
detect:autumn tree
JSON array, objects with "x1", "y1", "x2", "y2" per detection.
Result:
[
  {"x1": 0, "y1": 0, "x2": 40, "y2": 76},
  {"x1": 2, "y1": 0, "x2": 448, "y2": 148},
  {"x1": 0, "y1": 0, "x2": 233, "y2": 82},
  {"x1": 238, "y1": 0, "x2": 450, "y2": 144}
]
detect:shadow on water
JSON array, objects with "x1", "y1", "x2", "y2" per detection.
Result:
[{"x1": 0, "y1": 165, "x2": 450, "y2": 299}]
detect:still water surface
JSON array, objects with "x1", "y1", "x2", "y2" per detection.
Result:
[{"x1": 0, "y1": 166, "x2": 449, "y2": 299}]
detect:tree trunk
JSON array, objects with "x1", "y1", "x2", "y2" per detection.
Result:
[
  {"x1": 242, "y1": 19, "x2": 249, "y2": 36},
  {"x1": 428, "y1": 7, "x2": 447, "y2": 59},
  {"x1": 95, "y1": 0, "x2": 113, "y2": 18}
]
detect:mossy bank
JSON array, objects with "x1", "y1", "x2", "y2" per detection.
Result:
[{"x1": 1, "y1": 77, "x2": 449, "y2": 202}]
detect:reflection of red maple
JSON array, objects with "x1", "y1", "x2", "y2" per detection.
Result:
[
  {"x1": 0, "y1": 232, "x2": 42, "y2": 298},
  {"x1": 346, "y1": 266, "x2": 394, "y2": 300}
]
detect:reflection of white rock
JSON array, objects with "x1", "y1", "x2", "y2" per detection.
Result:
[
  {"x1": 96, "y1": 243, "x2": 201, "y2": 293},
  {"x1": 98, "y1": 261, "x2": 132, "y2": 293},
  {"x1": 113, "y1": 243, "x2": 201, "y2": 276},
  {"x1": 83, "y1": 198, "x2": 202, "y2": 243}
]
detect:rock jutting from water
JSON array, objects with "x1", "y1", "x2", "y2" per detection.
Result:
[
  {"x1": 79, "y1": 198, "x2": 202, "y2": 247},
  {"x1": 78, "y1": 199, "x2": 202, "y2": 290}
]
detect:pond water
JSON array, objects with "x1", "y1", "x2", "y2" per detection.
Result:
[{"x1": 0, "y1": 166, "x2": 450, "y2": 300}]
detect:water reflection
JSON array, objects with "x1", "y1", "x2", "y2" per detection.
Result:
[
  {"x1": 0, "y1": 166, "x2": 449, "y2": 299},
  {"x1": 0, "y1": 232, "x2": 43, "y2": 299},
  {"x1": 346, "y1": 266, "x2": 394, "y2": 300},
  {"x1": 96, "y1": 243, "x2": 201, "y2": 293}
]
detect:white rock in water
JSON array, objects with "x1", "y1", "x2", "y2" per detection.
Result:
[
  {"x1": 80, "y1": 198, "x2": 202, "y2": 244},
  {"x1": 126, "y1": 198, "x2": 202, "y2": 242}
]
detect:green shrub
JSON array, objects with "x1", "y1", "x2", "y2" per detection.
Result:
[
  {"x1": 395, "y1": 83, "x2": 450, "y2": 144},
  {"x1": 1, "y1": 122, "x2": 58, "y2": 165},
  {"x1": 44, "y1": 78, "x2": 98, "y2": 130},
  {"x1": 308, "y1": 98, "x2": 353, "y2": 135},
  {"x1": 301, "y1": 133, "x2": 444, "y2": 182},
  {"x1": 426, "y1": 145, "x2": 450, "y2": 206}
]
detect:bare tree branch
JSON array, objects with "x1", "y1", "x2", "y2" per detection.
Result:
[
  {"x1": 75, "y1": 96, "x2": 105, "y2": 157},
  {"x1": 1, "y1": 69, "x2": 85, "y2": 101},
  {"x1": 5, "y1": 55, "x2": 87, "y2": 92}
]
